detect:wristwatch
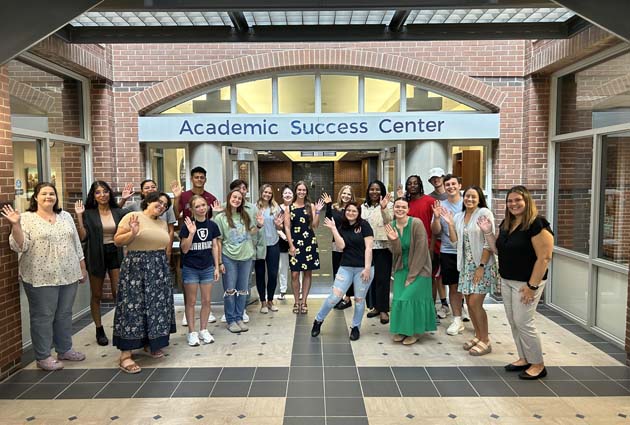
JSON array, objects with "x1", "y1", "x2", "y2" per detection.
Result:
[
  {"x1": 527, "y1": 282, "x2": 540, "y2": 290},
  {"x1": 478, "y1": 263, "x2": 485, "y2": 268}
]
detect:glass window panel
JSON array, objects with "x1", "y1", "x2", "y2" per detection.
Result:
[
  {"x1": 278, "y1": 75, "x2": 315, "y2": 113},
  {"x1": 49, "y1": 141, "x2": 85, "y2": 211},
  {"x1": 599, "y1": 133, "x2": 630, "y2": 266},
  {"x1": 595, "y1": 267, "x2": 628, "y2": 339},
  {"x1": 554, "y1": 138, "x2": 592, "y2": 255},
  {"x1": 451, "y1": 146, "x2": 485, "y2": 190},
  {"x1": 149, "y1": 147, "x2": 186, "y2": 190},
  {"x1": 321, "y1": 75, "x2": 358, "y2": 113},
  {"x1": 8, "y1": 60, "x2": 84, "y2": 138},
  {"x1": 365, "y1": 78, "x2": 400, "y2": 112},
  {"x1": 406, "y1": 85, "x2": 475, "y2": 111},
  {"x1": 551, "y1": 255, "x2": 589, "y2": 320},
  {"x1": 382, "y1": 159, "x2": 396, "y2": 193},
  {"x1": 237, "y1": 79, "x2": 272, "y2": 114},
  {"x1": 162, "y1": 87, "x2": 231, "y2": 114},
  {"x1": 12, "y1": 137, "x2": 40, "y2": 213},
  {"x1": 556, "y1": 51, "x2": 630, "y2": 135}
]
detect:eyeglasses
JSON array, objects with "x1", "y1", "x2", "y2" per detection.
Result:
[{"x1": 155, "y1": 200, "x2": 168, "y2": 208}]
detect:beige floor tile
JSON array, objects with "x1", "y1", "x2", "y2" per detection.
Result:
[{"x1": 363, "y1": 397, "x2": 407, "y2": 416}]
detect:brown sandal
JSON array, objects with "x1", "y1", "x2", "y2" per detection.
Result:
[
  {"x1": 300, "y1": 303, "x2": 308, "y2": 314},
  {"x1": 119, "y1": 357, "x2": 141, "y2": 374},
  {"x1": 469, "y1": 341, "x2": 492, "y2": 356},
  {"x1": 292, "y1": 303, "x2": 300, "y2": 314},
  {"x1": 463, "y1": 337, "x2": 480, "y2": 351}
]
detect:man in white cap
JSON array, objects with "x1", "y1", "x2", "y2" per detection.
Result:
[
  {"x1": 428, "y1": 167, "x2": 448, "y2": 201},
  {"x1": 427, "y1": 167, "x2": 449, "y2": 320}
]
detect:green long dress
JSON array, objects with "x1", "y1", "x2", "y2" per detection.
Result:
[{"x1": 389, "y1": 217, "x2": 437, "y2": 336}]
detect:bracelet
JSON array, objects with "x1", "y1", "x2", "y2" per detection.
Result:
[
  {"x1": 483, "y1": 232, "x2": 493, "y2": 236},
  {"x1": 526, "y1": 282, "x2": 539, "y2": 290},
  {"x1": 315, "y1": 211, "x2": 320, "y2": 215}
]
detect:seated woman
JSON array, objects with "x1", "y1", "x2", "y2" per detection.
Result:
[
  {"x1": 385, "y1": 197, "x2": 436, "y2": 345},
  {"x1": 311, "y1": 202, "x2": 374, "y2": 341}
]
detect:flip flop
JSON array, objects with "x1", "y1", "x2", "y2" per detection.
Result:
[
  {"x1": 143, "y1": 347, "x2": 165, "y2": 359},
  {"x1": 119, "y1": 357, "x2": 141, "y2": 374}
]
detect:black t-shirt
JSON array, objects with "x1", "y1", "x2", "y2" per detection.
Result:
[
  {"x1": 278, "y1": 204, "x2": 290, "y2": 253},
  {"x1": 338, "y1": 219, "x2": 374, "y2": 268},
  {"x1": 179, "y1": 219, "x2": 221, "y2": 270},
  {"x1": 496, "y1": 216, "x2": 553, "y2": 282}
]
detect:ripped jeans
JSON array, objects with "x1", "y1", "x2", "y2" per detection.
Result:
[
  {"x1": 316, "y1": 266, "x2": 374, "y2": 329},
  {"x1": 222, "y1": 255, "x2": 253, "y2": 325}
]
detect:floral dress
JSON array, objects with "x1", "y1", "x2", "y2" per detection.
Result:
[
  {"x1": 458, "y1": 228, "x2": 498, "y2": 295},
  {"x1": 289, "y1": 205, "x2": 320, "y2": 271}
]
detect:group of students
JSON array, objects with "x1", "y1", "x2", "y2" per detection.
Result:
[{"x1": 2, "y1": 165, "x2": 553, "y2": 380}]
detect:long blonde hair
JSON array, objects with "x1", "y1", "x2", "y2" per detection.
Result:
[
  {"x1": 333, "y1": 185, "x2": 355, "y2": 211},
  {"x1": 501, "y1": 185, "x2": 538, "y2": 231},
  {"x1": 256, "y1": 183, "x2": 279, "y2": 214}
]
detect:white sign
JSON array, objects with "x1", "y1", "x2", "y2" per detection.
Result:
[{"x1": 138, "y1": 112, "x2": 499, "y2": 142}]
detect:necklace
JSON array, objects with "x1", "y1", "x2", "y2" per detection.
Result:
[{"x1": 37, "y1": 211, "x2": 55, "y2": 223}]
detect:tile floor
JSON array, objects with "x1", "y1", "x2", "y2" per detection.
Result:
[{"x1": 1, "y1": 298, "x2": 629, "y2": 425}]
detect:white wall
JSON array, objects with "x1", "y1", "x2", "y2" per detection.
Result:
[
  {"x1": 189, "y1": 143, "x2": 224, "y2": 200},
  {"x1": 405, "y1": 140, "x2": 448, "y2": 187}
]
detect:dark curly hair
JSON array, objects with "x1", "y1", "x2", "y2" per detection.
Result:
[
  {"x1": 404, "y1": 175, "x2": 424, "y2": 200},
  {"x1": 85, "y1": 181, "x2": 118, "y2": 209},
  {"x1": 141, "y1": 191, "x2": 172, "y2": 215}
]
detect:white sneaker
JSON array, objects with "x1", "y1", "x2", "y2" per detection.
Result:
[
  {"x1": 243, "y1": 311, "x2": 250, "y2": 323},
  {"x1": 187, "y1": 331, "x2": 200, "y2": 346},
  {"x1": 447, "y1": 317, "x2": 465, "y2": 336},
  {"x1": 181, "y1": 315, "x2": 188, "y2": 327},
  {"x1": 260, "y1": 305, "x2": 269, "y2": 314},
  {"x1": 220, "y1": 314, "x2": 227, "y2": 323},
  {"x1": 199, "y1": 329, "x2": 215, "y2": 344},
  {"x1": 208, "y1": 313, "x2": 216, "y2": 323},
  {"x1": 437, "y1": 305, "x2": 450, "y2": 319},
  {"x1": 462, "y1": 305, "x2": 470, "y2": 322}
]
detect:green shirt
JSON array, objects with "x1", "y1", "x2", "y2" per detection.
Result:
[{"x1": 215, "y1": 212, "x2": 255, "y2": 261}]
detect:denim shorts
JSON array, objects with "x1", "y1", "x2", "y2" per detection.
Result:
[{"x1": 182, "y1": 265, "x2": 215, "y2": 284}]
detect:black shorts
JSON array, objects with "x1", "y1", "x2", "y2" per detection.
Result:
[
  {"x1": 440, "y1": 253, "x2": 459, "y2": 285},
  {"x1": 103, "y1": 243, "x2": 122, "y2": 271},
  {"x1": 432, "y1": 251, "x2": 441, "y2": 278}
]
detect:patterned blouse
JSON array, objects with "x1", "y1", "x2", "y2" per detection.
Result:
[{"x1": 9, "y1": 211, "x2": 84, "y2": 287}]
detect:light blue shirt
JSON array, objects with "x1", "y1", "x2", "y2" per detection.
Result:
[
  {"x1": 436, "y1": 197, "x2": 463, "y2": 254},
  {"x1": 261, "y1": 206, "x2": 280, "y2": 246}
]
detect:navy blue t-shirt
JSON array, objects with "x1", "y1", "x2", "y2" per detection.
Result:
[{"x1": 180, "y1": 219, "x2": 221, "y2": 270}]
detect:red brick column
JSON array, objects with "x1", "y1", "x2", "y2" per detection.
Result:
[{"x1": 0, "y1": 65, "x2": 22, "y2": 379}]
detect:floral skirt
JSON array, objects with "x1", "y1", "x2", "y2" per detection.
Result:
[{"x1": 112, "y1": 250, "x2": 176, "y2": 352}]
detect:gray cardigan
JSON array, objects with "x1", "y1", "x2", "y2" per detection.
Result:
[{"x1": 81, "y1": 207, "x2": 128, "y2": 278}]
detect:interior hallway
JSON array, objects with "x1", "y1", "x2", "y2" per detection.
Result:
[{"x1": 1, "y1": 298, "x2": 629, "y2": 425}]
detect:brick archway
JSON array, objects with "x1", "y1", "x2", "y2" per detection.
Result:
[{"x1": 130, "y1": 49, "x2": 507, "y2": 114}]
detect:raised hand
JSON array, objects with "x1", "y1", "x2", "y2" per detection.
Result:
[
  {"x1": 74, "y1": 200, "x2": 85, "y2": 215},
  {"x1": 184, "y1": 216, "x2": 196, "y2": 234},
  {"x1": 314, "y1": 198, "x2": 325, "y2": 213},
  {"x1": 384, "y1": 223, "x2": 398, "y2": 241},
  {"x1": 431, "y1": 200, "x2": 441, "y2": 219},
  {"x1": 170, "y1": 180, "x2": 182, "y2": 198},
  {"x1": 121, "y1": 183, "x2": 134, "y2": 200},
  {"x1": 380, "y1": 192, "x2": 392, "y2": 209},
  {"x1": 441, "y1": 208, "x2": 454, "y2": 226},
  {"x1": 128, "y1": 214, "x2": 140, "y2": 236},
  {"x1": 256, "y1": 210, "x2": 264, "y2": 227},
  {"x1": 273, "y1": 209, "x2": 284, "y2": 227},
  {"x1": 1, "y1": 204, "x2": 20, "y2": 225},
  {"x1": 211, "y1": 199, "x2": 223, "y2": 213},
  {"x1": 477, "y1": 216, "x2": 493, "y2": 234},
  {"x1": 321, "y1": 192, "x2": 332, "y2": 204},
  {"x1": 323, "y1": 217, "x2": 336, "y2": 230},
  {"x1": 396, "y1": 184, "x2": 404, "y2": 198}
]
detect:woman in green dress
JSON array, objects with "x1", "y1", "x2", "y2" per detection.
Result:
[{"x1": 385, "y1": 197, "x2": 435, "y2": 345}]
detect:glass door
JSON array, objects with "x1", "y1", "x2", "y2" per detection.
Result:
[
  {"x1": 378, "y1": 143, "x2": 404, "y2": 195},
  {"x1": 222, "y1": 146, "x2": 259, "y2": 203}
]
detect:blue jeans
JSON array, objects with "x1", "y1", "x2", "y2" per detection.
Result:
[
  {"x1": 255, "y1": 242, "x2": 280, "y2": 301},
  {"x1": 316, "y1": 266, "x2": 374, "y2": 328},
  {"x1": 222, "y1": 255, "x2": 253, "y2": 324}
]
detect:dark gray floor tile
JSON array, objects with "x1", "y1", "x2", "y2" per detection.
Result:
[
  {"x1": 77, "y1": 369, "x2": 119, "y2": 383},
  {"x1": 542, "y1": 367, "x2": 574, "y2": 381},
  {"x1": 183, "y1": 367, "x2": 221, "y2": 382},
  {"x1": 591, "y1": 342, "x2": 626, "y2": 354},
  {"x1": 287, "y1": 380, "x2": 324, "y2": 397},
  {"x1": 325, "y1": 380, "x2": 362, "y2": 397},
  {"x1": 4, "y1": 370, "x2": 50, "y2": 384},
  {"x1": 459, "y1": 366, "x2": 501, "y2": 381},
  {"x1": 434, "y1": 381, "x2": 477, "y2": 397},
  {"x1": 470, "y1": 380, "x2": 517, "y2": 396},
  {"x1": 578, "y1": 333, "x2": 606, "y2": 343},
  {"x1": 283, "y1": 418, "x2": 325, "y2": 425},
  {"x1": 18, "y1": 383, "x2": 68, "y2": 399},
  {"x1": 248, "y1": 381, "x2": 287, "y2": 397},
  {"x1": 397, "y1": 380, "x2": 439, "y2": 397},
  {"x1": 561, "y1": 324, "x2": 589, "y2": 333},
  {"x1": 148, "y1": 368, "x2": 188, "y2": 382},
  {"x1": 596, "y1": 366, "x2": 630, "y2": 380},
  {"x1": 134, "y1": 381, "x2": 178, "y2": 398},
  {"x1": 218, "y1": 367, "x2": 255, "y2": 381},
  {"x1": 322, "y1": 334, "x2": 352, "y2": 343},
  {"x1": 323, "y1": 354, "x2": 355, "y2": 366},
  {"x1": 561, "y1": 366, "x2": 609, "y2": 380},
  {"x1": 0, "y1": 383, "x2": 32, "y2": 399},
  {"x1": 284, "y1": 397, "x2": 325, "y2": 416},
  {"x1": 358, "y1": 367, "x2": 394, "y2": 381},
  {"x1": 492, "y1": 367, "x2": 522, "y2": 381},
  {"x1": 289, "y1": 367, "x2": 323, "y2": 381},
  {"x1": 111, "y1": 368, "x2": 154, "y2": 383},
  {"x1": 360, "y1": 380, "x2": 401, "y2": 397},
  {"x1": 608, "y1": 353, "x2": 627, "y2": 363},
  {"x1": 544, "y1": 381, "x2": 594, "y2": 396},
  {"x1": 291, "y1": 355, "x2": 323, "y2": 367},
  {"x1": 426, "y1": 367, "x2": 465, "y2": 380},
  {"x1": 57, "y1": 383, "x2": 104, "y2": 399},
  {"x1": 326, "y1": 418, "x2": 369, "y2": 425},
  {"x1": 325, "y1": 366, "x2": 359, "y2": 381},
  {"x1": 292, "y1": 344, "x2": 322, "y2": 354},
  {"x1": 254, "y1": 367, "x2": 290, "y2": 381},
  {"x1": 325, "y1": 397, "x2": 366, "y2": 416},
  {"x1": 172, "y1": 381, "x2": 213, "y2": 397},
  {"x1": 322, "y1": 344, "x2": 353, "y2": 354},
  {"x1": 580, "y1": 380, "x2": 630, "y2": 396},
  {"x1": 392, "y1": 367, "x2": 429, "y2": 381},
  {"x1": 617, "y1": 380, "x2": 630, "y2": 390},
  {"x1": 293, "y1": 334, "x2": 322, "y2": 345},
  {"x1": 95, "y1": 382, "x2": 142, "y2": 398},
  {"x1": 210, "y1": 381, "x2": 251, "y2": 397},
  {"x1": 508, "y1": 381, "x2": 556, "y2": 397},
  {"x1": 40, "y1": 369, "x2": 87, "y2": 383}
]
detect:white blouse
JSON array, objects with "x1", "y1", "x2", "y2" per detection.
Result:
[{"x1": 9, "y1": 211, "x2": 84, "y2": 287}]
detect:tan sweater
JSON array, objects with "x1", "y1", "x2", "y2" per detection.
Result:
[
  {"x1": 119, "y1": 212, "x2": 170, "y2": 251},
  {"x1": 390, "y1": 217, "x2": 432, "y2": 285}
]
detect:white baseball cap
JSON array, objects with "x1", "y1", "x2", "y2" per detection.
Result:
[{"x1": 428, "y1": 167, "x2": 446, "y2": 181}]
